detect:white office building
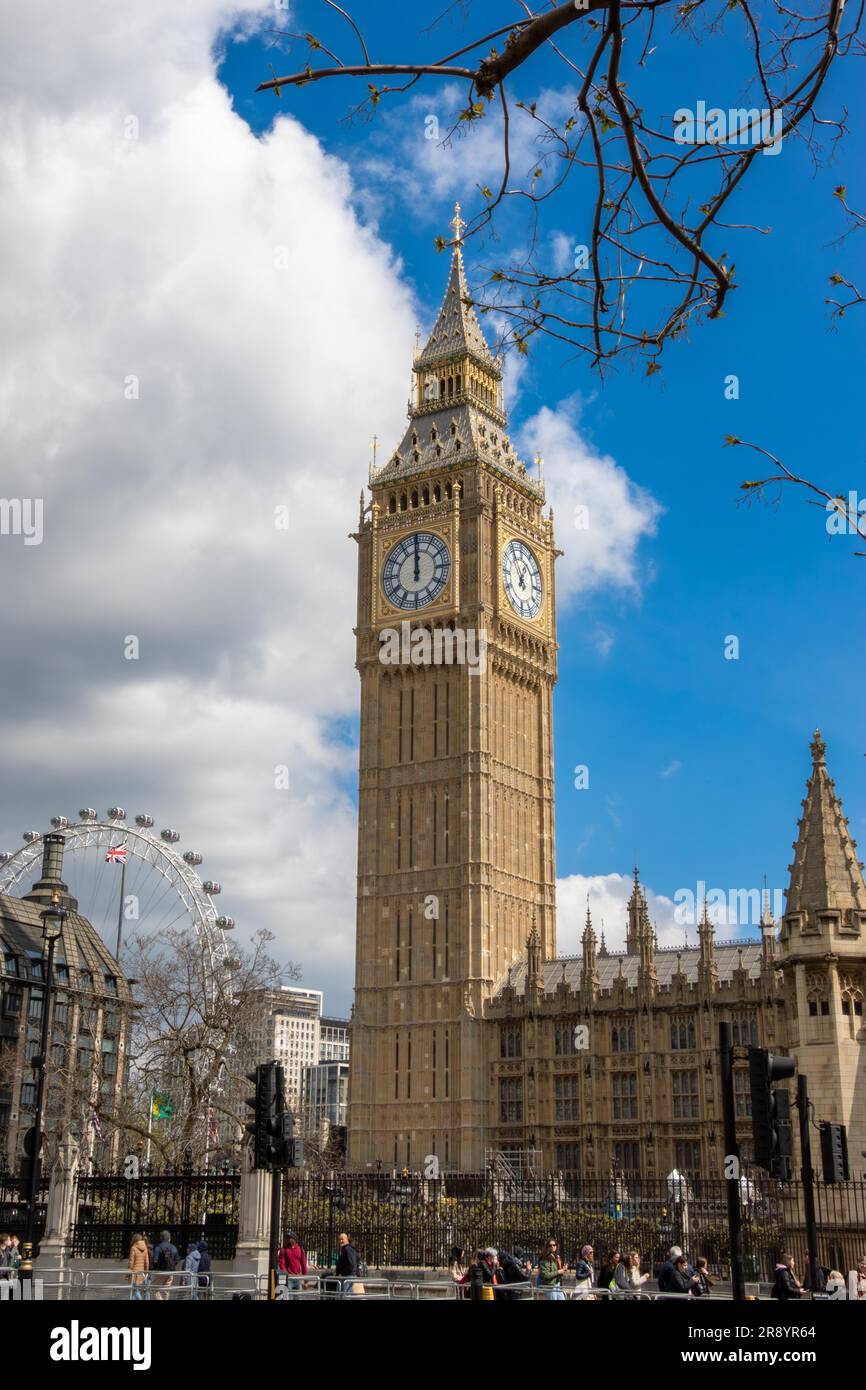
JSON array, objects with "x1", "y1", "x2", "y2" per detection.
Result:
[{"x1": 249, "y1": 985, "x2": 323, "y2": 1105}]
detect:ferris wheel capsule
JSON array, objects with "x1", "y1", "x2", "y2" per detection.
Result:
[
  {"x1": 160, "y1": 829, "x2": 181, "y2": 844},
  {"x1": 23, "y1": 831, "x2": 40, "y2": 843},
  {"x1": 107, "y1": 807, "x2": 126, "y2": 820},
  {"x1": 202, "y1": 880, "x2": 221, "y2": 895},
  {"x1": 0, "y1": 852, "x2": 10, "y2": 863},
  {"x1": 135, "y1": 814, "x2": 154, "y2": 828},
  {"x1": 216, "y1": 915, "x2": 235, "y2": 929},
  {"x1": 79, "y1": 808, "x2": 98, "y2": 822},
  {"x1": 50, "y1": 816, "x2": 69, "y2": 829},
  {"x1": 183, "y1": 851, "x2": 203, "y2": 866}
]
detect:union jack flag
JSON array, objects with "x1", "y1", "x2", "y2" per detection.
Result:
[
  {"x1": 208, "y1": 1107, "x2": 218, "y2": 1143},
  {"x1": 91, "y1": 1113, "x2": 101, "y2": 1136},
  {"x1": 105, "y1": 843, "x2": 127, "y2": 864}
]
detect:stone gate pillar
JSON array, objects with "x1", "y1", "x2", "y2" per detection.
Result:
[
  {"x1": 38, "y1": 1139, "x2": 80, "y2": 1268},
  {"x1": 232, "y1": 1136, "x2": 272, "y2": 1283}
]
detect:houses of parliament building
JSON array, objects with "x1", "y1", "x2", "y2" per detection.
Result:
[{"x1": 345, "y1": 209, "x2": 866, "y2": 1179}]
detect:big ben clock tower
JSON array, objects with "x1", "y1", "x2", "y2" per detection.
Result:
[{"x1": 347, "y1": 207, "x2": 558, "y2": 1172}]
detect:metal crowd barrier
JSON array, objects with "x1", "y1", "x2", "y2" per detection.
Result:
[{"x1": 0, "y1": 1268, "x2": 740, "y2": 1302}]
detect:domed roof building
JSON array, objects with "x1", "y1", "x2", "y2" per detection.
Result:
[{"x1": 0, "y1": 832, "x2": 133, "y2": 1170}]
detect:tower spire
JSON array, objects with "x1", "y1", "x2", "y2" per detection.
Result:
[
  {"x1": 626, "y1": 863, "x2": 651, "y2": 954},
  {"x1": 785, "y1": 729, "x2": 866, "y2": 921}
]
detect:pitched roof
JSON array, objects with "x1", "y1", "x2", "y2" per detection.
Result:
[
  {"x1": 374, "y1": 400, "x2": 538, "y2": 491},
  {"x1": 786, "y1": 730, "x2": 866, "y2": 916},
  {"x1": 493, "y1": 943, "x2": 766, "y2": 999}
]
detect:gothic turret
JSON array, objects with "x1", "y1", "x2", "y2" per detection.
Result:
[
  {"x1": 580, "y1": 900, "x2": 599, "y2": 998},
  {"x1": 626, "y1": 865, "x2": 652, "y2": 954},
  {"x1": 778, "y1": 729, "x2": 866, "y2": 1174},
  {"x1": 697, "y1": 899, "x2": 718, "y2": 991},
  {"x1": 783, "y1": 729, "x2": 866, "y2": 935}
]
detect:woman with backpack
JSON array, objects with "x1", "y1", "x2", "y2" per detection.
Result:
[{"x1": 151, "y1": 1229, "x2": 179, "y2": 1300}]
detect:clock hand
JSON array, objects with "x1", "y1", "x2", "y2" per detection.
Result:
[{"x1": 413, "y1": 534, "x2": 420, "y2": 583}]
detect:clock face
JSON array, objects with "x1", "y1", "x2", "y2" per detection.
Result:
[
  {"x1": 502, "y1": 538, "x2": 543, "y2": 619},
  {"x1": 382, "y1": 531, "x2": 451, "y2": 610}
]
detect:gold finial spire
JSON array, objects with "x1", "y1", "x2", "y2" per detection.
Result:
[{"x1": 450, "y1": 201, "x2": 466, "y2": 244}]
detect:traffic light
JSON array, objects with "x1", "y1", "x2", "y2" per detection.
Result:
[
  {"x1": 819, "y1": 1122, "x2": 849, "y2": 1183},
  {"x1": 244, "y1": 1063, "x2": 279, "y2": 1170},
  {"x1": 749, "y1": 1047, "x2": 796, "y2": 1180},
  {"x1": 245, "y1": 1063, "x2": 299, "y2": 1170}
]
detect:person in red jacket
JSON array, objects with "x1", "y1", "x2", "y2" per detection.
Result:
[{"x1": 278, "y1": 1232, "x2": 308, "y2": 1291}]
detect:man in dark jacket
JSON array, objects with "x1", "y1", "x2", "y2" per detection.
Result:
[
  {"x1": 152, "y1": 1230, "x2": 179, "y2": 1301},
  {"x1": 658, "y1": 1244, "x2": 682, "y2": 1292},
  {"x1": 196, "y1": 1240, "x2": 212, "y2": 1297},
  {"x1": 669, "y1": 1255, "x2": 697, "y2": 1295},
  {"x1": 335, "y1": 1232, "x2": 360, "y2": 1296},
  {"x1": 468, "y1": 1248, "x2": 500, "y2": 1300},
  {"x1": 497, "y1": 1248, "x2": 530, "y2": 1300},
  {"x1": 772, "y1": 1254, "x2": 804, "y2": 1300}
]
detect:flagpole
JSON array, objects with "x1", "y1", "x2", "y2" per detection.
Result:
[
  {"x1": 146, "y1": 1088, "x2": 153, "y2": 1168},
  {"x1": 114, "y1": 857, "x2": 127, "y2": 962}
]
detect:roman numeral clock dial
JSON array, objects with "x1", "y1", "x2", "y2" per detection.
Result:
[
  {"x1": 502, "y1": 538, "x2": 543, "y2": 620},
  {"x1": 382, "y1": 531, "x2": 451, "y2": 611}
]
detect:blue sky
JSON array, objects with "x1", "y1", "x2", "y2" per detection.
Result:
[
  {"x1": 220, "y1": 4, "x2": 865, "y2": 937},
  {"x1": 1, "y1": 3, "x2": 863, "y2": 1017}
]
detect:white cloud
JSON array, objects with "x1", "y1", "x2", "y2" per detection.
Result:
[
  {"x1": 518, "y1": 397, "x2": 663, "y2": 605},
  {"x1": 660, "y1": 759, "x2": 682, "y2": 778},
  {"x1": 0, "y1": 1, "x2": 417, "y2": 1012},
  {"x1": 556, "y1": 872, "x2": 683, "y2": 955},
  {"x1": 355, "y1": 83, "x2": 580, "y2": 214}
]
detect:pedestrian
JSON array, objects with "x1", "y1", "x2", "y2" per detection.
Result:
[
  {"x1": 196, "y1": 1240, "x2": 212, "y2": 1299},
  {"x1": 571, "y1": 1244, "x2": 595, "y2": 1298},
  {"x1": 536, "y1": 1238, "x2": 566, "y2": 1299},
  {"x1": 848, "y1": 1254, "x2": 866, "y2": 1300},
  {"x1": 277, "y1": 1231, "x2": 308, "y2": 1291},
  {"x1": 334, "y1": 1232, "x2": 364, "y2": 1297},
  {"x1": 803, "y1": 1256, "x2": 828, "y2": 1293},
  {"x1": 598, "y1": 1248, "x2": 629, "y2": 1296},
  {"x1": 448, "y1": 1245, "x2": 469, "y2": 1283},
  {"x1": 669, "y1": 1254, "x2": 699, "y2": 1295},
  {"x1": 693, "y1": 1256, "x2": 716, "y2": 1297},
  {"x1": 152, "y1": 1228, "x2": 179, "y2": 1300},
  {"x1": 657, "y1": 1244, "x2": 683, "y2": 1293},
  {"x1": 497, "y1": 1247, "x2": 529, "y2": 1299},
  {"x1": 467, "y1": 1248, "x2": 500, "y2": 1301},
  {"x1": 126, "y1": 1232, "x2": 150, "y2": 1300},
  {"x1": 183, "y1": 1241, "x2": 201, "y2": 1297},
  {"x1": 625, "y1": 1250, "x2": 651, "y2": 1293},
  {"x1": 0, "y1": 1233, "x2": 11, "y2": 1280},
  {"x1": 772, "y1": 1252, "x2": 804, "y2": 1300}
]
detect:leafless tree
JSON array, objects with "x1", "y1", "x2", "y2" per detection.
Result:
[
  {"x1": 108, "y1": 927, "x2": 302, "y2": 1167},
  {"x1": 257, "y1": 0, "x2": 863, "y2": 372}
]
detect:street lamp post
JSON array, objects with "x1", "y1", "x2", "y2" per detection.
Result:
[{"x1": 22, "y1": 890, "x2": 67, "y2": 1266}]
